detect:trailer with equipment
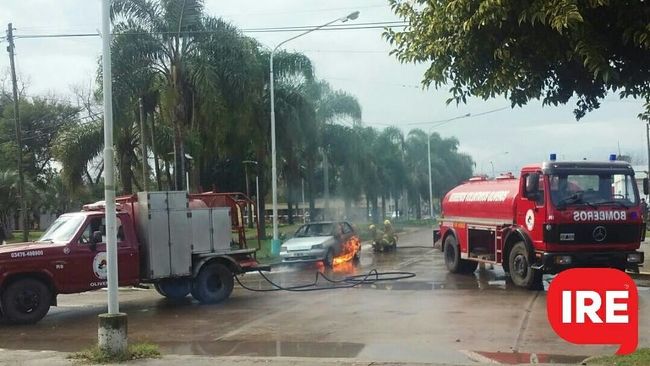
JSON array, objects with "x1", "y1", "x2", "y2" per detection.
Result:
[
  {"x1": 0, "y1": 191, "x2": 266, "y2": 324},
  {"x1": 437, "y1": 156, "x2": 645, "y2": 289}
]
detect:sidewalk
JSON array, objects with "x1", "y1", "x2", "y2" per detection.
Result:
[
  {"x1": 0, "y1": 349, "x2": 583, "y2": 366},
  {"x1": 0, "y1": 349, "x2": 474, "y2": 366}
]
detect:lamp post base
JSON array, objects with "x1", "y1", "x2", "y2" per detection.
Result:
[
  {"x1": 271, "y1": 239, "x2": 282, "y2": 255},
  {"x1": 98, "y1": 313, "x2": 128, "y2": 355}
]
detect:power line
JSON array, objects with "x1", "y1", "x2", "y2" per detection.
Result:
[
  {"x1": 323, "y1": 76, "x2": 422, "y2": 89},
  {"x1": 14, "y1": 21, "x2": 408, "y2": 40},
  {"x1": 219, "y1": 3, "x2": 390, "y2": 18},
  {"x1": 365, "y1": 106, "x2": 511, "y2": 128}
]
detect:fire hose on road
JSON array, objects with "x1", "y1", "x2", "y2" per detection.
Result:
[{"x1": 235, "y1": 269, "x2": 416, "y2": 292}]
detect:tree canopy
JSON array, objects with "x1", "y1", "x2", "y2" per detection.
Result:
[{"x1": 385, "y1": 0, "x2": 650, "y2": 119}]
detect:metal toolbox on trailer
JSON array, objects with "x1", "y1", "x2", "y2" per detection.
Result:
[
  {"x1": 189, "y1": 207, "x2": 232, "y2": 253},
  {"x1": 190, "y1": 208, "x2": 212, "y2": 253},
  {"x1": 211, "y1": 207, "x2": 231, "y2": 252},
  {"x1": 137, "y1": 209, "x2": 171, "y2": 278},
  {"x1": 136, "y1": 191, "x2": 192, "y2": 279},
  {"x1": 169, "y1": 209, "x2": 192, "y2": 276}
]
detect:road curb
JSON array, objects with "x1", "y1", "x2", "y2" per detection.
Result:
[{"x1": 628, "y1": 271, "x2": 650, "y2": 281}]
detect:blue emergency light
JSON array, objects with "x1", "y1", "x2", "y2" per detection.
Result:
[
  {"x1": 549, "y1": 153, "x2": 557, "y2": 161},
  {"x1": 609, "y1": 154, "x2": 617, "y2": 161}
]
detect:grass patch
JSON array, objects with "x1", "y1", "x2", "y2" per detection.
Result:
[
  {"x1": 69, "y1": 342, "x2": 161, "y2": 364},
  {"x1": 587, "y1": 348, "x2": 650, "y2": 366}
]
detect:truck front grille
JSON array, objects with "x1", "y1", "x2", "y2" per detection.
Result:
[{"x1": 544, "y1": 223, "x2": 642, "y2": 244}]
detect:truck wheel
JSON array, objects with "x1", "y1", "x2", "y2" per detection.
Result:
[
  {"x1": 1, "y1": 278, "x2": 51, "y2": 324},
  {"x1": 191, "y1": 263, "x2": 234, "y2": 304},
  {"x1": 323, "y1": 249, "x2": 334, "y2": 267},
  {"x1": 508, "y1": 242, "x2": 542, "y2": 290},
  {"x1": 155, "y1": 278, "x2": 191, "y2": 299},
  {"x1": 444, "y1": 236, "x2": 477, "y2": 274}
]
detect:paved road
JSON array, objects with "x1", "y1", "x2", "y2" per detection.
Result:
[{"x1": 0, "y1": 228, "x2": 648, "y2": 365}]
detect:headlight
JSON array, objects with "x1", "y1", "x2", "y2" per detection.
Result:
[
  {"x1": 312, "y1": 244, "x2": 323, "y2": 249},
  {"x1": 280, "y1": 245, "x2": 287, "y2": 252},
  {"x1": 627, "y1": 253, "x2": 642, "y2": 263}
]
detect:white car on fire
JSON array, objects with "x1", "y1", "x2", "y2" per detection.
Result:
[{"x1": 280, "y1": 221, "x2": 360, "y2": 267}]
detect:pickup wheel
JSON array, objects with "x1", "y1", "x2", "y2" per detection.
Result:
[
  {"x1": 191, "y1": 263, "x2": 234, "y2": 304},
  {"x1": 1, "y1": 278, "x2": 51, "y2": 325},
  {"x1": 155, "y1": 278, "x2": 191, "y2": 299},
  {"x1": 508, "y1": 242, "x2": 542, "y2": 290},
  {"x1": 444, "y1": 236, "x2": 477, "y2": 274}
]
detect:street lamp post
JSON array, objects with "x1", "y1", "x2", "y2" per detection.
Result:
[
  {"x1": 427, "y1": 133, "x2": 434, "y2": 219},
  {"x1": 243, "y1": 160, "x2": 258, "y2": 229},
  {"x1": 490, "y1": 161, "x2": 495, "y2": 177},
  {"x1": 269, "y1": 10, "x2": 359, "y2": 251}
]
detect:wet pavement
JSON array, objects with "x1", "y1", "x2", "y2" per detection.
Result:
[{"x1": 0, "y1": 228, "x2": 648, "y2": 365}]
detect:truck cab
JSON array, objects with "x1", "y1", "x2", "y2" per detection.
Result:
[
  {"x1": 520, "y1": 160, "x2": 644, "y2": 274},
  {"x1": 0, "y1": 209, "x2": 140, "y2": 324}
]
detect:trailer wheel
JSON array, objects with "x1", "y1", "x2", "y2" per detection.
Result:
[
  {"x1": 155, "y1": 278, "x2": 191, "y2": 299},
  {"x1": 508, "y1": 242, "x2": 542, "y2": 289},
  {"x1": 191, "y1": 263, "x2": 234, "y2": 304},
  {"x1": 444, "y1": 236, "x2": 477, "y2": 274},
  {"x1": 1, "y1": 278, "x2": 51, "y2": 324}
]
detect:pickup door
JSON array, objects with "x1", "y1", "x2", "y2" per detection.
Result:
[{"x1": 61, "y1": 213, "x2": 140, "y2": 293}]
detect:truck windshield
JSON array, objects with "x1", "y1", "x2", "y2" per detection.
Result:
[
  {"x1": 38, "y1": 214, "x2": 85, "y2": 243},
  {"x1": 549, "y1": 173, "x2": 638, "y2": 208}
]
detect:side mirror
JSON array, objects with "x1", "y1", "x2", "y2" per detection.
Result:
[
  {"x1": 524, "y1": 173, "x2": 539, "y2": 199},
  {"x1": 644, "y1": 178, "x2": 649, "y2": 195}
]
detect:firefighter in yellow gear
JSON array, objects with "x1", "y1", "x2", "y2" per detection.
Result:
[
  {"x1": 369, "y1": 224, "x2": 388, "y2": 252},
  {"x1": 382, "y1": 220, "x2": 397, "y2": 250}
]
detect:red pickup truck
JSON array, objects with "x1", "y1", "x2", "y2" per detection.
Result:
[{"x1": 0, "y1": 191, "x2": 264, "y2": 324}]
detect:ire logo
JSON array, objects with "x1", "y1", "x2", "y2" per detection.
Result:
[{"x1": 547, "y1": 268, "x2": 638, "y2": 355}]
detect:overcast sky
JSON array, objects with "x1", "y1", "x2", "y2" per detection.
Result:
[{"x1": 0, "y1": 0, "x2": 646, "y2": 176}]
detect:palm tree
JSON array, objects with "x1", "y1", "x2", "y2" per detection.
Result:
[
  {"x1": 111, "y1": 0, "x2": 256, "y2": 189},
  {"x1": 303, "y1": 81, "x2": 362, "y2": 219},
  {"x1": 53, "y1": 121, "x2": 104, "y2": 193}
]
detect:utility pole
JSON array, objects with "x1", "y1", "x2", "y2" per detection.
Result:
[
  {"x1": 6, "y1": 23, "x2": 28, "y2": 242},
  {"x1": 97, "y1": 0, "x2": 127, "y2": 356},
  {"x1": 244, "y1": 163, "x2": 251, "y2": 227}
]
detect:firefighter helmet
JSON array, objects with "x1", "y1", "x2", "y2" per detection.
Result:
[{"x1": 384, "y1": 219, "x2": 391, "y2": 226}]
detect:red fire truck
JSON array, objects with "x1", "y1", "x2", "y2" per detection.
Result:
[
  {"x1": 437, "y1": 156, "x2": 646, "y2": 289},
  {"x1": 0, "y1": 191, "x2": 265, "y2": 324}
]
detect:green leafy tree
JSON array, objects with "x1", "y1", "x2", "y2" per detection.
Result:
[{"x1": 386, "y1": 0, "x2": 650, "y2": 119}]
